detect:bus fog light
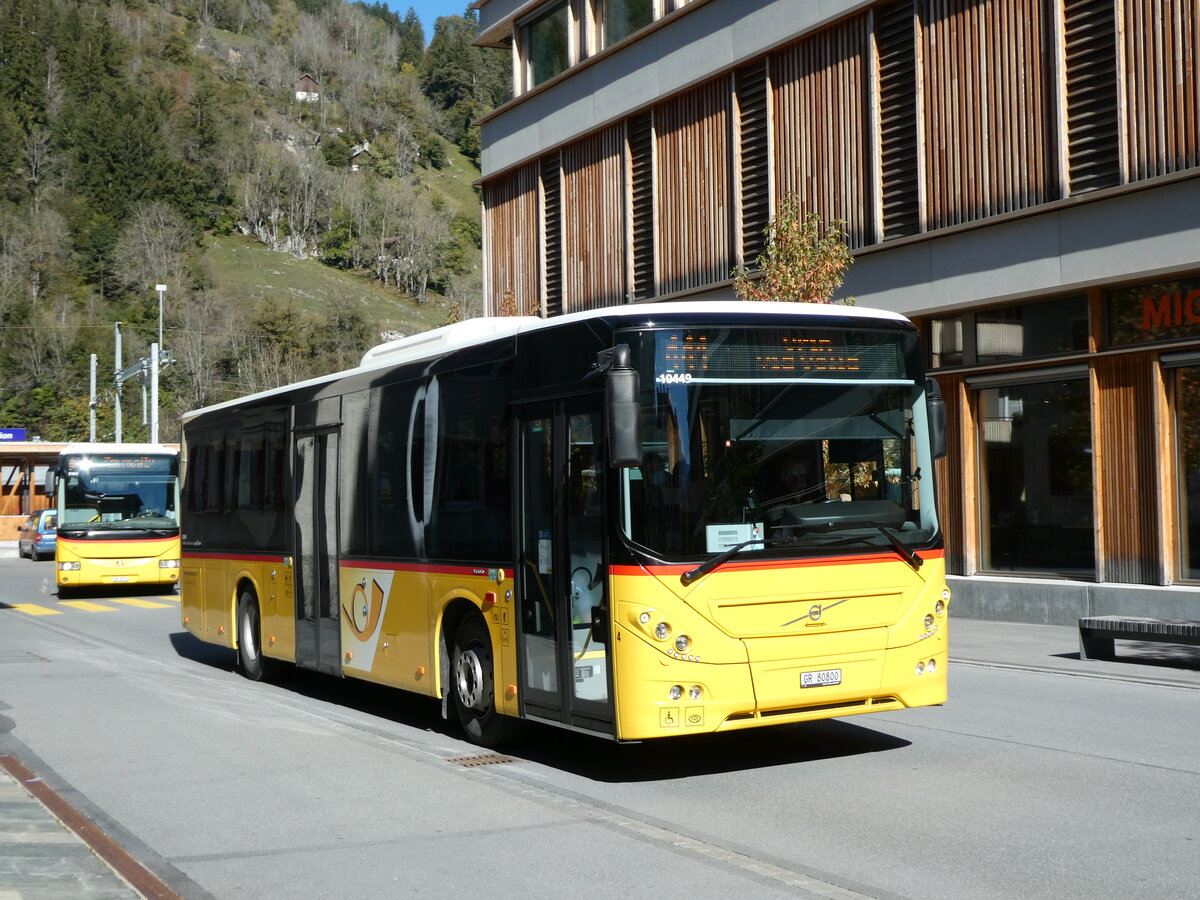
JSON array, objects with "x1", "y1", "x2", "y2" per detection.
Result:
[
  {"x1": 669, "y1": 685, "x2": 683, "y2": 700},
  {"x1": 674, "y1": 634, "x2": 690, "y2": 652},
  {"x1": 58, "y1": 562, "x2": 81, "y2": 571},
  {"x1": 654, "y1": 622, "x2": 671, "y2": 640},
  {"x1": 689, "y1": 685, "x2": 702, "y2": 700},
  {"x1": 924, "y1": 614, "x2": 935, "y2": 630},
  {"x1": 639, "y1": 612, "x2": 651, "y2": 624},
  {"x1": 159, "y1": 559, "x2": 181, "y2": 569},
  {"x1": 935, "y1": 599, "x2": 946, "y2": 616},
  {"x1": 915, "y1": 661, "x2": 925, "y2": 675}
]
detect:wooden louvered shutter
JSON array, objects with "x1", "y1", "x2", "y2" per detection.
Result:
[
  {"x1": 1122, "y1": 0, "x2": 1200, "y2": 180},
  {"x1": 1063, "y1": 0, "x2": 1121, "y2": 194},
  {"x1": 541, "y1": 153, "x2": 563, "y2": 317},
  {"x1": 628, "y1": 113, "x2": 656, "y2": 301},
  {"x1": 482, "y1": 164, "x2": 538, "y2": 317},
  {"x1": 876, "y1": 0, "x2": 922, "y2": 239},
  {"x1": 735, "y1": 61, "x2": 771, "y2": 267}
]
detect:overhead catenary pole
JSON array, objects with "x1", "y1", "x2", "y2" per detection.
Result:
[
  {"x1": 89, "y1": 354, "x2": 97, "y2": 442},
  {"x1": 150, "y1": 341, "x2": 159, "y2": 444},
  {"x1": 155, "y1": 284, "x2": 166, "y2": 354},
  {"x1": 114, "y1": 322, "x2": 123, "y2": 443}
]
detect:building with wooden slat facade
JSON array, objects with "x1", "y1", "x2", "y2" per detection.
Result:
[{"x1": 472, "y1": 0, "x2": 1200, "y2": 625}]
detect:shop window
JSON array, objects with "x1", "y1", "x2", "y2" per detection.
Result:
[
  {"x1": 975, "y1": 373, "x2": 1095, "y2": 576},
  {"x1": 1173, "y1": 361, "x2": 1200, "y2": 581},
  {"x1": 977, "y1": 298, "x2": 1088, "y2": 361},
  {"x1": 928, "y1": 296, "x2": 1088, "y2": 369},
  {"x1": 524, "y1": 2, "x2": 570, "y2": 89},
  {"x1": 602, "y1": 0, "x2": 653, "y2": 48},
  {"x1": 929, "y1": 316, "x2": 965, "y2": 368}
]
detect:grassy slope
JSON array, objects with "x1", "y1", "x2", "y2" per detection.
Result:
[{"x1": 202, "y1": 232, "x2": 448, "y2": 337}]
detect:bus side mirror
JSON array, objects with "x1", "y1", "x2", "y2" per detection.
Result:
[
  {"x1": 602, "y1": 345, "x2": 641, "y2": 467},
  {"x1": 926, "y1": 379, "x2": 947, "y2": 460},
  {"x1": 44, "y1": 467, "x2": 57, "y2": 496}
]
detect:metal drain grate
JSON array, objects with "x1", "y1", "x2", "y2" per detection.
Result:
[{"x1": 448, "y1": 753, "x2": 515, "y2": 768}]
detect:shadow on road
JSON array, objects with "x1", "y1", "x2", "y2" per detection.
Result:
[
  {"x1": 167, "y1": 626, "x2": 913, "y2": 780},
  {"x1": 1053, "y1": 643, "x2": 1200, "y2": 671},
  {"x1": 509, "y1": 716, "x2": 912, "y2": 782},
  {"x1": 168, "y1": 630, "x2": 239, "y2": 671}
]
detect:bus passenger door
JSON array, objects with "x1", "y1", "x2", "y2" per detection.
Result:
[
  {"x1": 517, "y1": 398, "x2": 614, "y2": 736},
  {"x1": 293, "y1": 426, "x2": 341, "y2": 674}
]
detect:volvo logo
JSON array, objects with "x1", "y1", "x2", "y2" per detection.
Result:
[{"x1": 782, "y1": 596, "x2": 853, "y2": 628}]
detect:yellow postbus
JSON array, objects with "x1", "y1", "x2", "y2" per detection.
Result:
[
  {"x1": 180, "y1": 302, "x2": 949, "y2": 745},
  {"x1": 53, "y1": 443, "x2": 182, "y2": 594}
]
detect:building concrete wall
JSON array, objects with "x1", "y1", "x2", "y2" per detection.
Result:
[
  {"x1": 949, "y1": 576, "x2": 1200, "y2": 625},
  {"x1": 843, "y1": 177, "x2": 1200, "y2": 317}
]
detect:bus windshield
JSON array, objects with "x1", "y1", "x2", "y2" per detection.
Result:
[
  {"x1": 622, "y1": 324, "x2": 939, "y2": 561},
  {"x1": 58, "y1": 453, "x2": 180, "y2": 534}
]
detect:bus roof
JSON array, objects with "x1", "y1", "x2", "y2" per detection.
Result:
[
  {"x1": 60, "y1": 443, "x2": 179, "y2": 456},
  {"x1": 182, "y1": 301, "x2": 912, "y2": 423}
]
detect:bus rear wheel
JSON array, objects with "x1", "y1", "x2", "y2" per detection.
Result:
[
  {"x1": 238, "y1": 590, "x2": 278, "y2": 682},
  {"x1": 451, "y1": 614, "x2": 517, "y2": 747}
]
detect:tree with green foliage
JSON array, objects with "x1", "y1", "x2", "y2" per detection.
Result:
[
  {"x1": 734, "y1": 194, "x2": 854, "y2": 304},
  {"x1": 0, "y1": 0, "x2": 51, "y2": 133},
  {"x1": 420, "y1": 13, "x2": 510, "y2": 111},
  {"x1": 396, "y1": 8, "x2": 425, "y2": 69}
]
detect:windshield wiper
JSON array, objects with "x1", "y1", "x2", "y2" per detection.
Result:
[
  {"x1": 877, "y1": 525, "x2": 922, "y2": 570},
  {"x1": 681, "y1": 537, "x2": 783, "y2": 585}
]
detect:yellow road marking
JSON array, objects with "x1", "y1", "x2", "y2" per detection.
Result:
[
  {"x1": 59, "y1": 601, "x2": 116, "y2": 612},
  {"x1": 9, "y1": 604, "x2": 61, "y2": 616},
  {"x1": 109, "y1": 598, "x2": 174, "y2": 609}
]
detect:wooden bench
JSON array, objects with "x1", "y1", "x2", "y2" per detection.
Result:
[{"x1": 1078, "y1": 616, "x2": 1200, "y2": 660}]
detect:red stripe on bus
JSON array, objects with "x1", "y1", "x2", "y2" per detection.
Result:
[
  {"x1": 182, "y1": 551, "x2": 286, "y2": 563},
  {"x1": 610, "y1": 549, "x2": 945, "y2": 577},
  {"x1": 59, "y1": 536, "x2": 178, "y2": 547},
  {"x1": 338, "y1": 560, "x2": 499, "y2": 577}
]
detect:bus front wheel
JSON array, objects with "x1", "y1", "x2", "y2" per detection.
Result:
[
  {"x1": 237, "y1": 590, "x2": 278, "y2": 682},
  {"x1": 451, "y1": 614, "x2": 516, "y2": 747}
]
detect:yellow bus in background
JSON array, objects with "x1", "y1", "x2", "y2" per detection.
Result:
[
  {"x1": 180, "y1": 302, "x2": 949, "y2": 746},
  {"x1": 53, "y1": 444, "x2": 181, "y2": 595}
]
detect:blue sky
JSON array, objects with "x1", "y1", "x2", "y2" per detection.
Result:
[{"x1": 381, "y1": 1, "x2": 475, "y2": 34}]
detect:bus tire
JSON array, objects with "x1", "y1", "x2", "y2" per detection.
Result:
[
  {"x1": 237, "y1": 590, "x2": 278, "y2": 682},
  {"x1": 451, "y1": 614, "x2": 516, "y2": 747}
]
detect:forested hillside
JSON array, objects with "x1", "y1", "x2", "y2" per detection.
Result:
[{"x1": 0, "y1": 0, "x2": 509, "y2": 441}]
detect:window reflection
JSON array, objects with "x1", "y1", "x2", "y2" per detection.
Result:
[
  {"x1": 976, "y1": 297, "x2": 1088, "y2": 362},
  {"x1": 1178, "y1": 366, "x2": 1200, "y2": 581},
  {"x1": 603, "y1": 0, "x2": 653, "y2": 47},
  {"x1": 525, "y1": 2, "x2": 569, "y2": 88},
  {"x1": 979, "y1": 379, "x2": 1095, "y2": 575}
]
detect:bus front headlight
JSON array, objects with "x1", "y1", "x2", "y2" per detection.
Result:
[
  {"x1": 58, "y1": 562, "x2": 81, "y2": 571},
  {"x1": 159, "y1": 559, "x2": 181, "y2": 568}
]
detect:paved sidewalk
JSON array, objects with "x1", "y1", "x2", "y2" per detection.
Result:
[
  {"x1": 949, "y1": 616, "x2": 1200, "y2": 689},
  {"x1": 0, "y1": 764, "x2": 143, "y2": 900}
]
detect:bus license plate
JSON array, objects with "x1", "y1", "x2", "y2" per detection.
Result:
[
  {"x1": 111, "y1": 575, "x2": 130, "y2": 583},
  {"x1": 801, "y1": 668, "x2": 841, "y2": 688}
]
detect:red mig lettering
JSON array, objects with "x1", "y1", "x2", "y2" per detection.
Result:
[
  {"x1": 1187, "y1": 289, "x2": 1200, "y2": 324},
  {"x1": 1141, "y1": 294, "x2": 1172, "y2": 329}
]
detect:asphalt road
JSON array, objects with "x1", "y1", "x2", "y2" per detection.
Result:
[{"x1": 1, "y1": 555, "x2": 1197, "y2": 899}]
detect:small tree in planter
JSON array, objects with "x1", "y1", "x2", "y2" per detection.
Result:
[{"x1": 734, "y1": 194, "x2": 854, "y2": 304}]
